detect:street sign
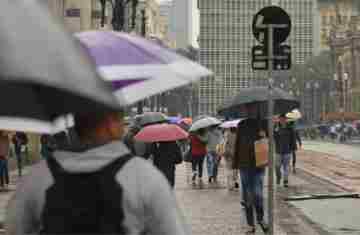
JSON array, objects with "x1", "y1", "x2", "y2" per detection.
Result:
[
  {"x1": 251, "y1": 45, "x2": 291, "y2": 70},
  {"x1": 251, "y1": 6, "x2": 292, "y2": 235},
  {"x1": 251, "y1": 6, "x2": 292, "y2": 71},
  {"x1": 252, "y1": 6, "x2": 291, "y2": 45}
]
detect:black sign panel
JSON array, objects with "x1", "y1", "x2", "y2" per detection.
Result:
[{"x1": 252, "y1": 6, "x2": 291, "y2": 45}]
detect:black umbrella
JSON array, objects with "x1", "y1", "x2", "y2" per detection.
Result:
[
  {"x1": 218, "y1": 87, "x2": 299, "y2": 119},
  {"x1": 134, "y1": 112, "x2": 168, "y2": 127},
  {"x1": 0, "y1": 1, "x2": 121, "y2": 133}
]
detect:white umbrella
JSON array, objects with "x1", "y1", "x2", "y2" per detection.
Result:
[
  {"x1": 220, "y1": 119, "x2": 245, "y2": 129},
  {"x1": 189, "y1": 117, "x2": 221, "y2": 132}
]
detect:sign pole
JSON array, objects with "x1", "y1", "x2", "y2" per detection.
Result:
[{"x1": 267, "y1": 25, "x2": 275, "y2": 235}]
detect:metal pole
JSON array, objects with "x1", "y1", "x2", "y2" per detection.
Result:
[
  {"x1": 137, "y1": 9, "x2": 146, "y2": 114},
  {"x1": 267, "y1": 25, "x2": 275, "y2": 235}
]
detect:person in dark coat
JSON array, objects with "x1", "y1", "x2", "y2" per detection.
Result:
[
  {"x1": 11, "y1": 132, "x2": 28, "y2": 177},
  {"x1": 152, "y1": 141, "x2": 183, "y2": 188},
  {"x1": 288, "y1": 122, "x2": 302, "y2": 174},
  {"x1": 233, "y1": 118, "x2": 268, "y2": 234},
  {"x1": 274, "y1": 115, "x2": 294, "y2": 187}
]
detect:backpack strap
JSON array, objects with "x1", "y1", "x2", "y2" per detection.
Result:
[
  {"x1": 45, "y1": 156, "x2": 65, "y2": 181},
  {"x1": 102, "y1": 154, "x2": 133, "y2": 178}
]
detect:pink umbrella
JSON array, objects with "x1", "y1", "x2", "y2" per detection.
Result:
[{"x1": 134, "y1": 123, "x2": 189, "y2": 143}]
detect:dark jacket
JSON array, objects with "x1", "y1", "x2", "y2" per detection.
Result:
[
  {"x1": 274, "y1": 125, "x2": 293, "y2": 155},
  {"x1": 12, "y1": 132, "x2": 28, "y2": 155},
  {"x1": 290, "y1": 129, "x2": 302, "y2": 151},
  {"x1": 233, "y1": 119, "x2": 267, "y2": 169},
  {"x1": 153, "y1": 142, "x2": 182, "y2": 187}
]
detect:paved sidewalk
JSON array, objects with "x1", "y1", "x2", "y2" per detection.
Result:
[
  {"x1": 302, "y1": 141, "x2": 360, "y2": 163},
  {"x1": 175, "y1": 162, "x2": 286, "y2": 235},
  {"x1": 0, "y1": 166, "x2": 31, "y2": 232}
]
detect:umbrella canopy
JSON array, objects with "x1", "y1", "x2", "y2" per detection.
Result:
[
  {"x1": 134, "y1": 123, "x2": 189, "y2": 143},
  {"x1": 0, "y1": 1, "x2": 120, "y2": 133},
  {"x1": 218, "y1": 87, "x2": 299, "y2": 119},
  {"x1": 189, "y1": 117, "x2": 222, "y2": 132},
  {"x1": 167, "y1": 116, "x2": 181, "y2": 124},
  {"x1": 134, "y1": 112, "x2": 168, "y2": 127},
  {"x1": 75, "y1": 31, "x2": 213, "y2": 105},
  {"x1": 220, "y1": 119, "x2": 245, "y2": 129}
]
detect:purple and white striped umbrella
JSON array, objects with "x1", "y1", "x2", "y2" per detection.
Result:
[{"x1": 75, "y1": 31, "x2": 213, "y2": 105}]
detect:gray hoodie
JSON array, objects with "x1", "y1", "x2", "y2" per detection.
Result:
[{"x1": 5, "y1": 141, "x2": 189, "y2": 235}]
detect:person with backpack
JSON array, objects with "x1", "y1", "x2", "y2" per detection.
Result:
[{"x1": 6, "y1": 111, "x2": 189, "y2": 235}]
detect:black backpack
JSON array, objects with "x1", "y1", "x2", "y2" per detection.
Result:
[{"x1": 40, "y1": 154, "x2": 133, "y2": 235}]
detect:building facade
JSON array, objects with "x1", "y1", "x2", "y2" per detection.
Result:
[
  {"x1": 318, "y1": 0, "x2": 360, "y2": 51},
  {"x1": 169, "y1": 0, "x2": 199, "y2": 48},
  {"x1": 44, "y1": 0, "x2": 113, "y2": 31},
  {"x1": 198, "y1": 0, "x2": 317, "y2": 115}
]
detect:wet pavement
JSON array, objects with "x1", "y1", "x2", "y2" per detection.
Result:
[
  {"x1": 298, "y1": 144, "x2": 360, "y2": 192},
  {"x1": 0, "y1": 145, "x2": 358, "y2": 235},
  {"x1": 289, "y1": 199, "x2": 360, "y2": 235},
  {"x1": 302, "y1": 141, "x2": 360, "y2": 163}
]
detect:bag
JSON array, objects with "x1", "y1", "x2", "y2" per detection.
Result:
[
  {"x1": 254, "y1": 138, "x2": 269, "y2": 168},
  {"x1": 40, "y1": 154, "x2": 133, "y2": 235}
]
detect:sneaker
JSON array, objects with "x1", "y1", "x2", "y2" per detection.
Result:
[
  {"x1": 192, "y1": 173, "x2": 197, "y2": 182},
  {"x1": 234, "y1": 182, "x2": 239, "y2": 188},
  {"x1": 258, "y1": 221, "x2": 269, "y2": 233},
  {"x1": 284, "y1": 180, "x2": 289, "y2": 188},
  {"x1": 276, "y1": 177, "x2": 281, "y2": 185},
  {"x1": 208, "y1": 176, "x2": 212, "y2": 183},
  {"x1": 245, "y1": 226, "x2": 256, "y2": 234}
]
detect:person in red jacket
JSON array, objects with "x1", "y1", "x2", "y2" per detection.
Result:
[{"x1": 189, "y1": 129, "x2": 208, "y2": 185}]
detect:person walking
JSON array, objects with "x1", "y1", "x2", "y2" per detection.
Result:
[
  {"x1": 222, "y1": 127, "x2": 238, "y2": 191},
  {"x1": 206, "y1": 125, "x2": 223, "y2": 183},
  {"x1": 11, "y1": 132, "x2": 28, "y2": 177},
  {"x1": 274, "y1": 115, "x2": 294, "y2": 187},
  {"x1": 288, "y1": 122, "x2": 302, "y2": 174},
  {"x1": 189, "y1": 129, "x2": 208, "y2": 186},
  {"x1": 233, "y1": 118, "x2": 268, "y2": 234},
  {"x1": 0, "y1": 131, "x2": 9, "y2": 189},
  {"x1": 152, "y1": 141, "x2": 183, "y2": 188},
  {"x1": 40, "y1": 134, "x2": 56, "y2": 159},
  {"x1": 6, "y1": 111, "x2": 189, "y2": 235}
]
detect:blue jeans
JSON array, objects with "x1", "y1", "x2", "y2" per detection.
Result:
[
  {"x1": 0, "y1": 159, "x2": 5, "y2": 187},
  {"x1": 239, "y1": 168, "x2": 265, "y2": 226},
  {"x1": 16, "y1": 153, "x2": 23, "y2": 176},
  {"x1": 206, "y1": 151, "x2": 219, "y2": 178},
  {"x1": 276, "y1": 153, "x2": 292, "y2": 182},
  {"x1": 192, "y1": 155, "x2": 205, "y2": 178}
]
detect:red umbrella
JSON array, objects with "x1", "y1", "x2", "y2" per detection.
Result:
[{"x1": 134, "y1": 123, "x2": 189, "y2": 143}]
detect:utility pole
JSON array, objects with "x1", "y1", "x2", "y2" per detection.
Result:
[{"x1": 136, "y1": 9, "x2": 146, "y2": 114}]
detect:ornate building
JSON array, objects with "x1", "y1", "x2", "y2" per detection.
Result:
[{"x1": 324, "y1": 0, "x2": 360, "y2": 112}]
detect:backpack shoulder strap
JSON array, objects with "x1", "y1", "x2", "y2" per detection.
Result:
[
  {"x1": 102, "y1": 154, "x2": 134, "y2": 178},
  {"x1": 45, "y1": 156, "x2": 65, "y2": 181}
]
